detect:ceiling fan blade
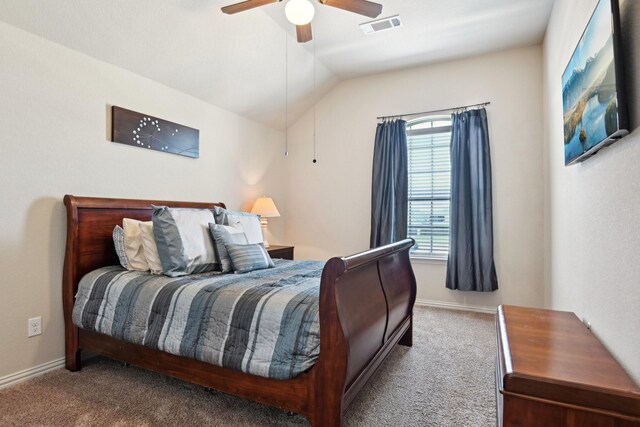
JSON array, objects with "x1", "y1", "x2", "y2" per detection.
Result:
[
  {"x1": 221, "y1": 0, "x2": 279, "y2": 15},
  {"x1": 319, "y1": 0, "x2": 382, "y2": 18},
  {"x1": 296, "y1": 23, "x2": 313, "y2": 43}
]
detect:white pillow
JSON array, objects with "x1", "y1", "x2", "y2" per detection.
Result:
[
  {"x1": 123, "y1": 218, "x2": 150, "y2": 272},
  {"x1": 152, "y1": 206, "x2": 219, "y2": 276},
  {"x1": 214, "y1": 207, "x2": 263, "y2": 245},
  {"x1": 230, "y1": 215, "x2": 263, "y2": 244},
  {"x1": 139, "y1": 221, "x2": 163, "y2": 275}
]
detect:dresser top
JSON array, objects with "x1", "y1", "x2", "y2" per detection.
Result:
[{"x1": 497, "y1": 305, "x2": 640, "y2": 417}]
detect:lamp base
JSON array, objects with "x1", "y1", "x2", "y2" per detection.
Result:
[{"x1": 260, "y1": 217, "x2": 270, "y2": 248}]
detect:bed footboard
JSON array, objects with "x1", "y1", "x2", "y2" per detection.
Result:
[{"x1": 309, "y1": 239, "x2": 417, "y2": 427}]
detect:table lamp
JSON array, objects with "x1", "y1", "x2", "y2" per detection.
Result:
[{"x1": 251, "y1": 197, "x2": 280, "y2": 248}]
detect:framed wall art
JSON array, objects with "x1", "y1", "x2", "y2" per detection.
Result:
[{"x1": 111, "y1": 106, "x2": 199, "y2": 158}]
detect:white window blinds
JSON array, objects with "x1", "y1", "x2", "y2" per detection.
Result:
[{"x1": 407, "y1": 117, "x2": 452, "y2": 259}]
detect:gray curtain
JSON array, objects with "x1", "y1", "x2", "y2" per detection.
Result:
[
  {"x1": 370, "y1": 120, "x2": 408, "y2": 248},
  {"x1": 446, "y1": 109, "x2": 498, "y2": 292}
]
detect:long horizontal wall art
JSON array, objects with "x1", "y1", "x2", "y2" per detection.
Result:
[{"x1": 111, "y1": 106, "x2": 199, "y2": 158}]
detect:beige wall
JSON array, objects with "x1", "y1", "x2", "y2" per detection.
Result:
[
  {"x1": 9, "y1": 0, "x2": 638, "y2": 388},
  {"x1": 543, "y1": 0, "x2": 640, "y2": 382},
  {"x1": 0, "y1": 22, "x2": 286, "y2": 378},
  {"x1": 284, "y1": 45, "x2": 545, "y2": 310}
]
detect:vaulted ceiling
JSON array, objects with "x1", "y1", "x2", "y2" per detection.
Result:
[{"x1": 0, "y1": 0, "x2": 554, "y2": 129}]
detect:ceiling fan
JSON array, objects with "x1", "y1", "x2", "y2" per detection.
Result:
[{"x1": 221, "y1": 0, "x2": 383, "y2": 43}]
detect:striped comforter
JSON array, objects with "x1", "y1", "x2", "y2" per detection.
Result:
[{"x1": 72, "y1": 260, "x2": 323, "y2": 380}]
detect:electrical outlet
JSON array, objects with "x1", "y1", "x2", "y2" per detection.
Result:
[{"x1": 28, "y1": 316, "x2": 42, "y2": 337}]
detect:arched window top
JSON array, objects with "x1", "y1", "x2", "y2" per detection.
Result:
[{"x1": 407, "y1": 115, "x2": 452, "y2": 132}]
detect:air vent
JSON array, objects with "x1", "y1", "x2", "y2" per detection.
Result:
[{"x1": 360, "y1": 14, "x2": 402, "y2": 34}]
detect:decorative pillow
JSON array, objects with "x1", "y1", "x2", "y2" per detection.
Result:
[
  {"x1": 213, "y1": 206, "x2": 228, "y2": 225},
  {"x1": 112, "y1": 225, "x2": 129, "y2": 269},
  {"x1": 139, "y1": 222, "x2": 163, "y2": 275},
  {"x1": 123, "y1": 218, "x2": 150, "y2": 271},
  {"x1": 213, "y1": 207, "x2": 263, "y2": 244},
  {"x1": 209, "y1": 222, "x2": 249, "y2": 273},
  {"x1": 225, "y1": 242, "x2": 275, "y2": 274},
  {"x1": 152, "y1": 206, "x2": 218, "y2": 277}
]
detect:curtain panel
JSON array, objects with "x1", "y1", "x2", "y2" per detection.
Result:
[
  {"x1": 370, "y1": 120, "x2": 408, "y2": 248},
  {"x1": 446, "y1": 108, "x2": 498, "y2": 292}
]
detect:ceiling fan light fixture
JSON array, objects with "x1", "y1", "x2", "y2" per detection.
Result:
[{"x1": 285, "y1": 0, "x2": 315, "y2": 25}]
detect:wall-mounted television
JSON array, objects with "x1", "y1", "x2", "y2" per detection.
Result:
[{"x1": 562, "y1": 0, "x2": 628, "y2": 166}]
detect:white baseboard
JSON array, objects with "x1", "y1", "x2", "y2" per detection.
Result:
[
  {"x1": 415, "y1": 298, "x2": 497, "y2": 314},
  {"x1": 0, "y1": 357, "x2": 65, "y2": 390}
]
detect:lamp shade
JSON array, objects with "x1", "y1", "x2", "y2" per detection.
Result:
[{"x1": 251, "y1": 197, "x2": 281, "y2": 218}]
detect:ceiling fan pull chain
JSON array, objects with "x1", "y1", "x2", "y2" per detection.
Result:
[
  {"x1": 285, "y1": 30, "x2": 289, "y2": 157},
  {"x1": 312, "y1": 30, "x2": 317, "y2": 164}
]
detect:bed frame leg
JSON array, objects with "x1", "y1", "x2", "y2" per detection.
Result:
[
  {"x1": 399, "y1": 316, "x2": 413, "y2": 347},
  {"x1": 65, "y1": 325, "x2": 81, "y2": 372},
  {"x1": 308, "y1": 404, "x2": 343, "y2": 427},
  {"x1": 66, "y1": 349, "x2": 81, "y2": 372},
  {"x1": 307, "y1": 360, "x2": 346, "y2": 427}
]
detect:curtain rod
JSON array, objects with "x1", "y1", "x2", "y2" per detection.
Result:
[{"x1": 376, "y1": 102, "x2": 491, "y2": 121}]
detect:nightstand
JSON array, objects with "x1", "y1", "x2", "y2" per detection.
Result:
[{"x1": 267, "y1": 245, "x2": 294, "y2": 260}]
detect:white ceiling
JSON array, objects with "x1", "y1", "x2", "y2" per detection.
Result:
[{"x1": 0, "y1": 0, "x2": 554, "y2": 129}]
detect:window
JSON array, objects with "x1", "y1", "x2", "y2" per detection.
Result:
[{"x1": 407, "y1": 116, "x2": 452, "y2": 259}]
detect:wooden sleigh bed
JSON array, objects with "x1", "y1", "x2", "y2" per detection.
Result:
[{"x1": 62, "y1": 195, "x2": 417, "y2": 427}]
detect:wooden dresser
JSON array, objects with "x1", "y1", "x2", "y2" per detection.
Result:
[{"x1": 496, "y1": 305, "x2": 640, "y2": 426}]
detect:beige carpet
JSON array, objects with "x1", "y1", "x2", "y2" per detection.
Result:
[{"x1": 0, "y1": 306, "x2": 496, "y2": 426}]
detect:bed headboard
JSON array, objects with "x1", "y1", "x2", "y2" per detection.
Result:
[{"x1": 62, "y1": 195, "x2": 226, "y2": 313}]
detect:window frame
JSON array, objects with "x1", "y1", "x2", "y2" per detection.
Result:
[{"x1": 406, "y1": 115, "x2": 452, "y2": 261}]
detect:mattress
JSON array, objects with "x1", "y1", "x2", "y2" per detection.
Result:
[{"x1": 72, "y1": 259, "x2": 323, "y2": 380}]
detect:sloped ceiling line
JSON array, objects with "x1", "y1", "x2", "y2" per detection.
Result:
[{"x1": 0, "y1": 0, "x2": 553, "y2": 130}]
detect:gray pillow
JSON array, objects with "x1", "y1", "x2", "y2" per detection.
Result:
[
  {"x1": 112, "y1": 225, "x2": 128, "y2": 269},
  {"x1": 152, "y1": 206, "x2": 218, "y2": 277},
  {"x1": 213, "y1": 206, "x2": 228, "y2": 225},
  {"x1": 209, "y1": 223, "x2": 248, "y2": 273},
  {"x1": 225, "y1": 242, "x2": 275, "y2": 274}
]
